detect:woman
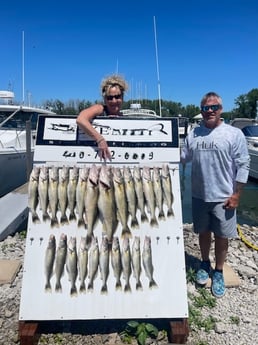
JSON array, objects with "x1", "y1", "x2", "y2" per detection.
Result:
[{"x1": 76, "y1": 74, "x2": 128, "y2": 160}]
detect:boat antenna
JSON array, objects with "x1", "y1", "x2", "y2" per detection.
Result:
[
  {"x1": 153, "y1": 16, "x2": 162, "y2": 117},
  {"x1": 22, "y1": 30, "x2": 25, "y2": 104}
]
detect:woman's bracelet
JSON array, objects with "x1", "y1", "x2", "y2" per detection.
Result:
[{"x1": 96, "y1": 137, "x2": 105, "y2": 144}]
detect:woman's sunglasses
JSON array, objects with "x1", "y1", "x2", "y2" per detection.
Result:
[
  {"x1": 106, "y1": 94, "x2": 122, "y2": 101},
  {"x1": 201, "y1": 104, "x2": 221, "y2": 112}
]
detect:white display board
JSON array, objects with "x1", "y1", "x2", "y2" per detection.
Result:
[{"x1": 19, "y1": 115, "x2": 188, "y2": 321}]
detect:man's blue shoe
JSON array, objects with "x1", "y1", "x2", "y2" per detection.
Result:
[
  {"x1": 196, "y1": 261, "x2": 211, "y2": 285},
  {"x1": 211, "y1": 271, "x2": 226, "y2": 298}
]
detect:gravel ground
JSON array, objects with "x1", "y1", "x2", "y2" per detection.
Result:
[{"x1": 0, "y1": 223, "x2": 257, "y2": 345}]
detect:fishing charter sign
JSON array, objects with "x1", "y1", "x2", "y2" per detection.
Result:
[{"x1": 19, "y1": 115, "x2": 188, "y2": 321}]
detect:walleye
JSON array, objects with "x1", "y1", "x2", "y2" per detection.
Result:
[
  {"x1": 38, "y1": 165, "x2": 50, "y2": 222},
  {"x1": 87, "y1": 236, "x2": 99, "y2": 291},
  {"x1": 98, "y1": 165, "x2": 117, "y2": 243},
  {"x1": 85, "y1": 164, "x2": 99, "y2": 242},
  {"x1": 67, "y1": 166, "x2": 79, "y2": 221},
  {"x1": 142, "y1": 236, "x2": 157, "y2": 288},
  {"x1": 66, "y1": 236, "x2": 78, "y2": 296},
  {"x1": 121, "y1": 237, "x2": 132, "y2": 292},
  {"x1": 44, "y1": 234, "x2": 56, "y2": 292},
  {"x1": 55, "y1": 233, "x2": 67, "y2": 292},
  {"x1": 111, "y1": 236, "x2": 122, "y2": 290},
  {"x1": 152, "y1": 167, "x2": 166, "y2": 221},
  {"x1": 48, "y1": 166, "x2": 59, "y2": 228},
  {"x1": 28, "y1": 166, "x2": 40, "y2": 223},
  {"x1": 123, "y1": 166, "x2": 139, "y2": 229},
  {"x1": 133, "y1": 166, "x2": 148, "y2": 223},
  {"x1": 142, "y1": 166, "x2": 158, "y2": 228},
  {"x1": 131, "y1": 236, "x2": 142, "y2": 290},
  {"x1": 76, "y1": 166, "x2": 89, "y2": 228},
  {"x1": 58, "y1": 165, "x2": 69, "y2": 225},
  {"x1": 112, "y1": 167, "x2": 131, "y2": 238},
  {"x1": 161, "y1": 164, "x2": 174, "y2": 217},
  {"x1": 78, "y1": 237, "x2": 89, "y2": 293},
  {"x1": 99, "y1": 236, "x2": 110, "y2": 294}
]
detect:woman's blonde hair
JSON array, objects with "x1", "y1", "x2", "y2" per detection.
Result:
[{"x1": 101, "y1": 74, "x2": 129, "y2": 97}]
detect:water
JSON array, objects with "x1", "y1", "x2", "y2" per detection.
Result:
[{"x1": 179, "y1": 163, "x2": 258, "y2": 226}]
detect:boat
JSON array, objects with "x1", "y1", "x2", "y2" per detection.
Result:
[
  {"x1": 121, "y1": 103, "x2": 159, "y2": 118},
  {"x1": 230, "y1": 118, "x2": 258, "y2": 180},
  {"x1": 0, "y1": 91, "x2": 56, "y2": 197}
]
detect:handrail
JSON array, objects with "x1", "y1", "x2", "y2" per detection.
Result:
[{"x1": 0, "y1": 107, "x2": 21, "y2": 128}]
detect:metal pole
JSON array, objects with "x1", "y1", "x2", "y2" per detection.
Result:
[{"x1": 26, "y1": 120, "x2": 32, "y2": 181}]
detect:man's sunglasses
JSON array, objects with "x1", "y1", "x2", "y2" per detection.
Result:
[
  {"x1": 201, "y1": 104, "x2": 221, "y2": 112},
  {"x1": 106, "y1": 94, "x2": 122, "y2": 101}
]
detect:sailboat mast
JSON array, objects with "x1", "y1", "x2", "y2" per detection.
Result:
[
  {"x1": 22, "y1": 31, "x2": 25, "y2": 104},
  {"x1": 153, "y1": 16, "x2": 162, "y2": 117}
]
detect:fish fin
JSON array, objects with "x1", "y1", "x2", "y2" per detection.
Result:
[
  {"x1": 149, "y1": 279, "x2": 158, "y2": 289},
  {"x1": 60, "y1": 214, "x2": 69, "y2": 225},
  {"x1": 158, "y1": 210, "x2": 166, "y2": 221},
  {"x1": 131, "y1": 217, "x2": 139, "y2": 229},
  {"x1": 87, "y1": 282, "x2": 94, "y2": 291},
  {"x1": 150, "y1": 217, "x2": 159, "y2": 228},
  {"x1": 42, "y1": 212, "x2": 50, "y2": 222},
  {"x1": 115, "y1": 280, "x2": 122, "y2": 290},
  {"x1": 167, "y1": 208, "x2": 175, "y2": 218},
  {"x1": 121, "y1": 227, "x2": 132, "y2": 239},
  {"x1": 69, "y1": 212, "x2": 76, "y2": 221},
  {"x1": 124, "y1": 283, "x2": 132, "y2": 293},
  {"x1": 136, "y1": 281, "x2": 143, "y2": 291},
  {"x1": 140, "y1": 212, "x2": 149, "y2": 223},
  {"x1": 55, "y1": 282, "x2": 62, "y2": 292},
  {"x1": 70, "y1": 286, "x2": 78, "y2": 296},
  {"x1": 44, "y1": 282, "x2": 52, "y2": 292},
  {"x1": 32, "y1": 212, "x2": 40, "y2": 223},
  {"x1": 50, "y1": 217, "x2": 59, "y2": 228},
  {"x1": 101, "y1": 284, "x2": 108, "y2": 294},
  {"x1": 79, "y1": 282, "x2": 86, "y2": 293},
  {"x1": 77, "y1": 218, "x2": 86, "y2": 228}
]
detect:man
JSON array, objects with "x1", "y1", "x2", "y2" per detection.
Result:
[{"x1": 181, "y1": 92, "x2": 250, "y2": 297}]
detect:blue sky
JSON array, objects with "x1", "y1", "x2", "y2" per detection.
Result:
[{"x1": 1, "y1": 0, "x2": 258, "y2": 112}]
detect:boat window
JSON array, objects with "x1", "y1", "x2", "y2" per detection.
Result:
[{"x1": 242, "y1": 126, "x2": 258, "y2": 137}]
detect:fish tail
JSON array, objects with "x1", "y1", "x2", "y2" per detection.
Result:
[
  {"x1": 77, "y1": 218, "x2": 86, "y2": 228},
  {"x1": 87, "y1": 281, "x2": 94, "y2": 291},
  {"x1": 79, "y1": 282, "x2": 86, "y2": 293},
  {"x1": 150, "y1": 217, "x2": 159, "y2": 228},
  {"x1": 32, "y1": 213, "x2": 40, "y2": 223},
  {"x1": 131, "y1": 217, "x2": 139, "y2": 229},
  {"x1": 42, "y1": 212, "x2": 50, "y2": 222},
  {"x1": 69, "y1": 211, "x2": 76, "y2": 221},
  {"x1": 60, "y1": 214, "x2": 69, "y2": 225},
  {"x1": 141, "y1": 212, "x2": 149, "y2": 223},
  {"x1": 115, "y1": 280, "x2": 122, "y2": 290},
  {"x1": 101, "y1": 284, "x2": 108, "y2": 294},
  {"x1": 121, "y1": 227, "x2": 132, "y2": 239},
  {"x1": 44, "y1": 282, "x2": 52, "y2": 292},
  {"x1": 55, "y1": 282, "x2": 62, "y2": 292},
  {"x1": 50, "y1": 217, "x2": 59, "y2": 228},
  {"x1": 124, "y1": 283, "x2": 132, "y2": 293},
  {"x1": 136, "y1": 280, "x2": 143, "y2": 291},
  {"x1": 70, "y1": 285, "x2": 78, "y2": 296},
  {"x1": 158, "y1": 209, "x2": 166, "y2": 221},
  {"x1": 167, "y1": 207, "x2": 175, "y2": 218},
  {"x1": 149, "y1": 279, "x2": 158, "y2": 289}
]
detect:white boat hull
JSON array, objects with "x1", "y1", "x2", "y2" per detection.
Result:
[
  {"x1": 248, "y1": 144, "x2": 258, "y2": 179},
  {"x1": 0, "y1": 148, "x2": 33, "y2": 197}
]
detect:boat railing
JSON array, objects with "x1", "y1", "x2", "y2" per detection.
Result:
[{"x1": 0, "y1": 108, "x2": 21, "y2": 128}]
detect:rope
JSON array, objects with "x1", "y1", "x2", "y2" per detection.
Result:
[{"x1": 237, "y1": 224, "x2": 258, "y2": 251}]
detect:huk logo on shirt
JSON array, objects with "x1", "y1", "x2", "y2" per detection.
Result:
[{"x1": 196, "y1": 141, "x2": 219, "y2": 150}]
